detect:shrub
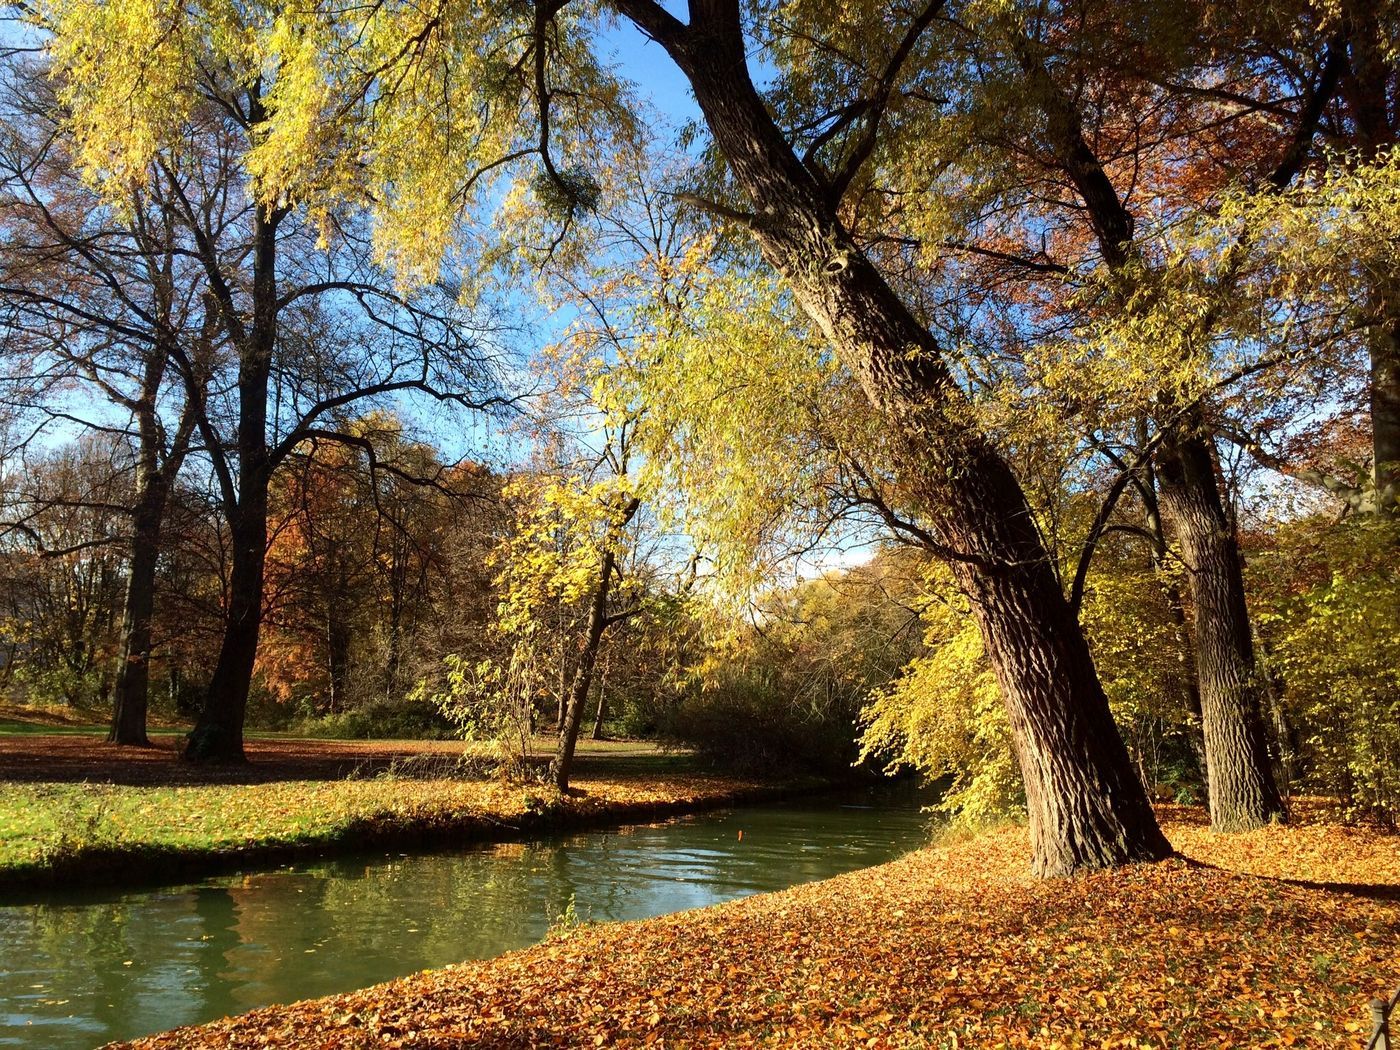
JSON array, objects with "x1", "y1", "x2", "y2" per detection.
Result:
[
  {"x1": 668, "y1": 665, "x2": 862, "y2": 777},
  {"x1": 295, "y1": 696, "x2": 457, "y2": 740},
  {"x1": 1252, "y1": 517, "x2": 1400, "y2": 825}
]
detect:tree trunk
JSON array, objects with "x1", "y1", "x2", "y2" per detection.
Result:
[
  {"x1": 555, "y1": 664, "x2": 567, "y2": 734},
  {"x1": 590, "y1": 664, "x2": 608, "y2": 741},
  {"x1": 1141, "y1": 456, "x2": 1209, "y2": 799},
  {"x1": 326, "y1": 608, "x2": 351, "y2": 715},
  {"x1": 110, "y1": 323, "x2": 193, "y2": 745},
  {"x1": 1342, "y1": 1, "x2": 1400, "y2": 513},
  {"x1": 1157, "y1": 430, "x2": 1286, "y2": 831},
  {"x1": 552, "y1": 550, "x2": 616, "y2": 791},
  {"x1": 184, "y1": 201, "x2": 278, "y2": 764},
  {"x1": 1009, "y1": 33, "x2": 1285, "y2": 830},
  {"x1": 1369, "y1": 307, "x2": 1400, "y2": 511},
  {"x1": 108, "y1": 480, "x2": 166, "y2": 746},
  {"x1": 618, "y1": 1, "x2": 1170, "y2": 876},
  {"x1": 184, "y1": 504, "x2": 266, "y2": 762}
]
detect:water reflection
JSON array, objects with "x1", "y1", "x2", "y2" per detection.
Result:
[{"x1": 0, "y1": 796, "x2": 931, "y2": 1049}]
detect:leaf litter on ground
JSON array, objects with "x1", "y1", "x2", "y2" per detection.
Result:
[{"x1": 110, "y1": 803, "x2": 1400, "y2": 1048}]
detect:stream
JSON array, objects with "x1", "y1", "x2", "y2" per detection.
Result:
[{"x1": 0, "y1": 792, "x2": 931, "y2": 1048}]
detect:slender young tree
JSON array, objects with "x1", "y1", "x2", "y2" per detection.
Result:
[{"x1": 548, "y1": 463, "x2": 642, "y2": 791}]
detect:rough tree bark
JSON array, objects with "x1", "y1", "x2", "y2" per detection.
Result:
[
  {"x1": 1341, "y1": 0, "x2": 1400, "y2": 513},
  {"x1": 613, "y1": 0, "x2": 1171, "y2": 876},
  {"x1": 1013, "y1": 33, "x2": 1286, "y2": 830},
  {"x1": 1156, "y1": 428, "x2": 1285, "y2": 830}
]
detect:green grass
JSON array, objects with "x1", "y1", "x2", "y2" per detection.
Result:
[
  {"x1": 0, "y1": 719, "x2": 108, "y2": 735},
  {"x1": 0, "y1": 705, "x2": 751, "y2": 886},
  {"x1": 0, "y1": 759, "x2": 765, "y2": 886},
  {"x1": 1, "y1": 780, "x2": 435, "y2": 873}
]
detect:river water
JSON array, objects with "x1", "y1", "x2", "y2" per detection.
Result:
[{"x1": 0, "y1": 793, "x2": 931, "y2": 1048}]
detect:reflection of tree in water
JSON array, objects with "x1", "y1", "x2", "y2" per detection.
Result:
[
  {"x1": 312, "y1": 844, "x2": 579, "y2": 972},
  {"x1": 10, "y1": 898, "x2": 142, "y2": 1044},
  {"x1": 191, "y1": 887, "x2": 242, "y2": 1022},
  {"x1": 3, "y1": 888, "x2": 251, "y2": 1046},
  {"x1": 219, "y1": 873, "x2": 335, "y2": 1006}
]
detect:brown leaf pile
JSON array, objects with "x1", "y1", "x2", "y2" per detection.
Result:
[{"x1": 112, "y1": 807, "x2": 1400, "y2": 1049}]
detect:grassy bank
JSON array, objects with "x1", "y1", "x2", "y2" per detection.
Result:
[
  {"x1": 0, "y1": 738, "x2": 808, "y2": 892},
  {"x1": 113, "y1": 805, "x2": 1398, "y2": 1049}
]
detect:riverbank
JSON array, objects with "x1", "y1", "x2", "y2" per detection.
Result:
[
  {"x1": 113, "y1": 804, "x2": 1398, "y2": 1048},
  {"x1": 0, "y1": 735, "x2": 814, "y2": 893}
]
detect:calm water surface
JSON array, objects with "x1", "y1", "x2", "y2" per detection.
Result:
[{"x1": 0, "y1": 794, "x2": 931, "y2": 1048}]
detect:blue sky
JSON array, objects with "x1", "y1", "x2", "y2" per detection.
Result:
[{"x1": 600, "y1": 13, "x2": 702, "y2": 128}]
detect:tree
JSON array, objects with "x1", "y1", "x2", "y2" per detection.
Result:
[
  {"x1": 259, "y1": 414, "x2": 480, "y2": 716},
  {"x1": 1335, "y1": 0, "x2": 1400, "y2": 512},
  {"x1": 25, "y1": 16, "x2": 510, "y2": 760},
  {"x1": 812, "y1": 2, "x2": 1337, "y2": 830},
  {"x1": 483, "y1": 433, "x2": 646, "y2": 791},
  {"x1": 0, "y1": 438, "x2": 128, "y2": 706},
  {"x1": 0, "y1": 56, "x2": 209, "y2": 743},
  {"x1": 1249, "y1": 514, "x2": 1400, "y2": 823},
  {"x1": 989, "y1": 9, "x2": 1301, "y2": 831},
  {"x1": 548, "y1": 481, "x2": 643, "y2": 790}
]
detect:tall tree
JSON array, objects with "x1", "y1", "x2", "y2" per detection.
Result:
[
  {"x1": 0, "y1": 57, "x2": 210, "y2": 743},
  {"x1": 993, "y1": 11, "x2": 1304, "y2": 830},
  {"x1": 1336, "y1": 0, "x2": 1400, "y2": 512},
  {"x1": 27, "y1": 26, "x2": 507, "y2": 758},
  {"x1": 601, "y1": 2, "x2": 1168, "y2": 874},
  {"x1": 801, "y1": 3, "x2": 1340, "y2": 830}
]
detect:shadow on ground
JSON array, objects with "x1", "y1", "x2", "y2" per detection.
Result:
[{"x1": 0, "y1": 733, "x2": 705, "y2": 786}]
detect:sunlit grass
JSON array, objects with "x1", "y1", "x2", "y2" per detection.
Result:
[{"x1": 0, "y1": 769, "x2": 766, "y2": 881}]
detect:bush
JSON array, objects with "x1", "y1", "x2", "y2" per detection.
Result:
[
  {"x1": 668, "y1": 664, "x2": 865, "y2": 778},
  {"x1": 294, "y1": 696, "x2": 457, "y2": 740},
  {"x1": 1252, "y1": 516, "x2": 1400, "y2": 825},
  {"x1": 858, "y1": 592, "x2": 1023, "y2": 827}
]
